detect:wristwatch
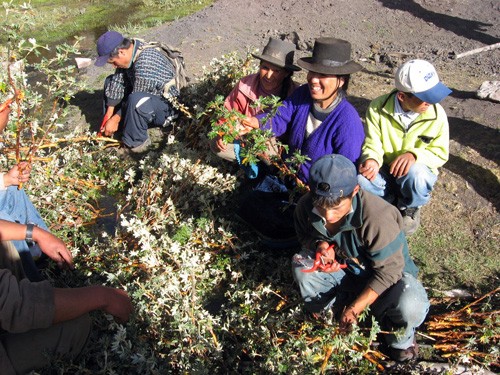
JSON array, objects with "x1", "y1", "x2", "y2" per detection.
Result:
[{"x1": 25, "y1": 223, "x2": 35, "y2": 244}]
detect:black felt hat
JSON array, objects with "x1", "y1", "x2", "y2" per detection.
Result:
[{"x1": 297, "y1": 38, "x2": 362, "y2": 75}]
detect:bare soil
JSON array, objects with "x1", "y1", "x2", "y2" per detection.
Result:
[{"x1": 81, "y1": 0, "x2": 499, "y2": 288}]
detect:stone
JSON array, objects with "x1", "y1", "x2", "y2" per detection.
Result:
[{"x1": 476, "y1": 80, "x2": 500, "y2": 102}]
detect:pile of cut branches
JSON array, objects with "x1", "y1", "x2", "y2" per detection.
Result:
[{"x1": 426, "y1": 288, "x2": 499, "y2": 371}]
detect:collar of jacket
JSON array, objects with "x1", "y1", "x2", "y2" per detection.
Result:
[
  {"x1": 381, "y1": 90, "x2": 439, "y2": 126},
  {"x1": 308, "y1": 191, "x2": 364, "y2": 240},
  {"x1": 131, "y1": 39, "x2": 143, "y2": 66}
]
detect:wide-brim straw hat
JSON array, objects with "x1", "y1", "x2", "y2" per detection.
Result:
[
  {"x1": 251, "y1": 37, "x2": 301, "y2": 72},
  {"x1": 297, "y1": 38, "x2": 362, "y2": 75}
]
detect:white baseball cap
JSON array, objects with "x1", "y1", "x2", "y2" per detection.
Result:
[{"x1": 395, "y1": 59, "x2": 452, "y2": 104}]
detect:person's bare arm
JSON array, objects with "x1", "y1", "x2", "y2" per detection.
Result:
[
  {"x1": 53, "y1": 286, "x2": 133, "y2": 324},
  {"x1": 0, "y1": 220, "x2": 73, "y2": 269}
]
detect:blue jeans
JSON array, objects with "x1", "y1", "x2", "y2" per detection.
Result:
[
  {"x1": 292, "y1": 249, "x2": 429, "y2": 349},
  {"x1": 121, "y1": 92, "x2": 176, "y2": 148},
  {"x1": 357, "y1": 162, "x2": 437, "y2": 209},
  {"x1": 103, "y1": 76, "x2": 176, "y2": 148},
  {"x1": 0, "y1": 186, "x2": 48, "y2": 281}
]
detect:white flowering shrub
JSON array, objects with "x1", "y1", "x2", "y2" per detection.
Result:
[
  {"x1": 0, "y1": 5, "x2": 405, "y2": 374},
  {"x1": 61, "y1": 138, "x2": 382, "y2": 374}
]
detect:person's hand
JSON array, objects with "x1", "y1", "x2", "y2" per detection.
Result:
[
  {"x1": 358, "y1": 159, "x2": 379, "y2": 181},
  {"x1": 339, "y1": 305, "x2": 358, "y2": 332},
  {"x1": 32, "y1": 226, "x2": 74, "y2": 269},
  {"x1": 101, "y1": 287, "x2": 133, "y2": 323},
  {"x1": 4, "y1": 162, "x2": 32, "y2": 187},
  {"x1": 239, "y1": 116, "x2": 259, "y2": 136},
  {"x1": 389, "y1": 152, "x2": 416, "y2": 178},
  {"x1": 104, "y1": 114, "x2": 120, "y2": 137},
  {"x1": 214, "y1": 135, "x2": 227, "y2": 152},
  {"x1": 317, "y1": 241, "x2": 335, "y2": 260},
  {"x1": 316, "y1": 241, "x2": 343, "y2": 273}
]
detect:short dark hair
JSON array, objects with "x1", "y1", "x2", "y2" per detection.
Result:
[
  {"x1": 109, "y1": 38, "x2": 133, "y2": 57},
  {"x1": 312, "y1": 191, "x2": 354, "y2": 209}
]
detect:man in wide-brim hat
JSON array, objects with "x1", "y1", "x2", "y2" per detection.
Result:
[{"x1": 245, "y1": 37, "x2": 365, "y2": 183}]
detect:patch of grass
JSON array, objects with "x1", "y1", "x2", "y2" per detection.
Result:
[
  {"x1": 5, "y1": 0, "x2": 213, "y2": 46},
  {"x1": 409, "y1": 194, "x2": 499, "y2": 294}
]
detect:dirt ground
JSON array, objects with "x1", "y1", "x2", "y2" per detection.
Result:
[{"x1": 82, "y1": 0, "x2": 499, "y2": 281}]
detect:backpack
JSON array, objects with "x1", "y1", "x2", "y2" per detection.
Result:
[{"x1": 135, "y1": 39, "x2": 188, "y2": 95}]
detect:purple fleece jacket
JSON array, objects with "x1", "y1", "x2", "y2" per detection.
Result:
[{"x1": 261, "y1": 84, "x2": 365, "y2": 182}]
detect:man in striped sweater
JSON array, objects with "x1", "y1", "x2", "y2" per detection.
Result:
[{"x1": 95, "y1": 31, "x2": 178, "y2": 153}]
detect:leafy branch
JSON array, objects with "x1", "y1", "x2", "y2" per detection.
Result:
[
  {"x1": 1, "y1": 3, "x2": 85, "y2": 176},
  {"x1": 205, "y1": 93, "x2": 309, "y2": 193}
]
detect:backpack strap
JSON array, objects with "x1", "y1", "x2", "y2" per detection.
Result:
[{"x1": 134, "y1": 39, "x2": 188, "y2": 93}]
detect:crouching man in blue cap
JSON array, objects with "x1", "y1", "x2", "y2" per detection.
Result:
[
  {"x1": 95, "y1": 31, "x2": 179, "y2": 153},
  {"x1": 292, "y1": 154, "x2": 429, "y2": 362},
  {"x1": 358, "y1": 60, "x2": 451, "y2": 235}
]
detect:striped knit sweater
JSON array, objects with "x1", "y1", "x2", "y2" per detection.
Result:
[{"x1": 104, "y1": 39, "x2": 178, "y2": 107}]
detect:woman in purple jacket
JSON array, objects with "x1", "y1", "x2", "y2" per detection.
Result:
[
  {"x1": 237, "y1": 38, "x2": 365, "y2": 246},
  {"x1": 246, "y1": 37, "x2": 365, "y2": 183}
]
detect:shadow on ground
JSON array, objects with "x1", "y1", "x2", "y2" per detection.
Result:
[
  {"x1": 444, "y1": 154, "x2": 500, "y2": 212},
  {"x1": 449, "y1": 117, "x2": 500, "y2": 162},
  {"x1": 378, "y1": 0, "x2": 500, "y2": 46},
  {"x1": 71, "y1": 90, "x2": 104, "y2": 133}
]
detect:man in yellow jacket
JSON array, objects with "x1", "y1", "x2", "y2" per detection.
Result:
[{"x1": 358, "y1": 60, "x2": 451, "y2": 235}]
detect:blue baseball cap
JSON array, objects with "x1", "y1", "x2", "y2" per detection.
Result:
[
  {"x1": 395, "y1": 59, "x2": 452, "y2": 104},
  {"x1": 309, "y1": 154, "x2": 358, "y2": 199},
  {"x1": 95, "y1": 31, "x2": 124, "y2": 67}
]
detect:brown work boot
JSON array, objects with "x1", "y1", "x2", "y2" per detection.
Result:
[{"x1": 385, "y1": 338, "x2": 419, "y2": 362}]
